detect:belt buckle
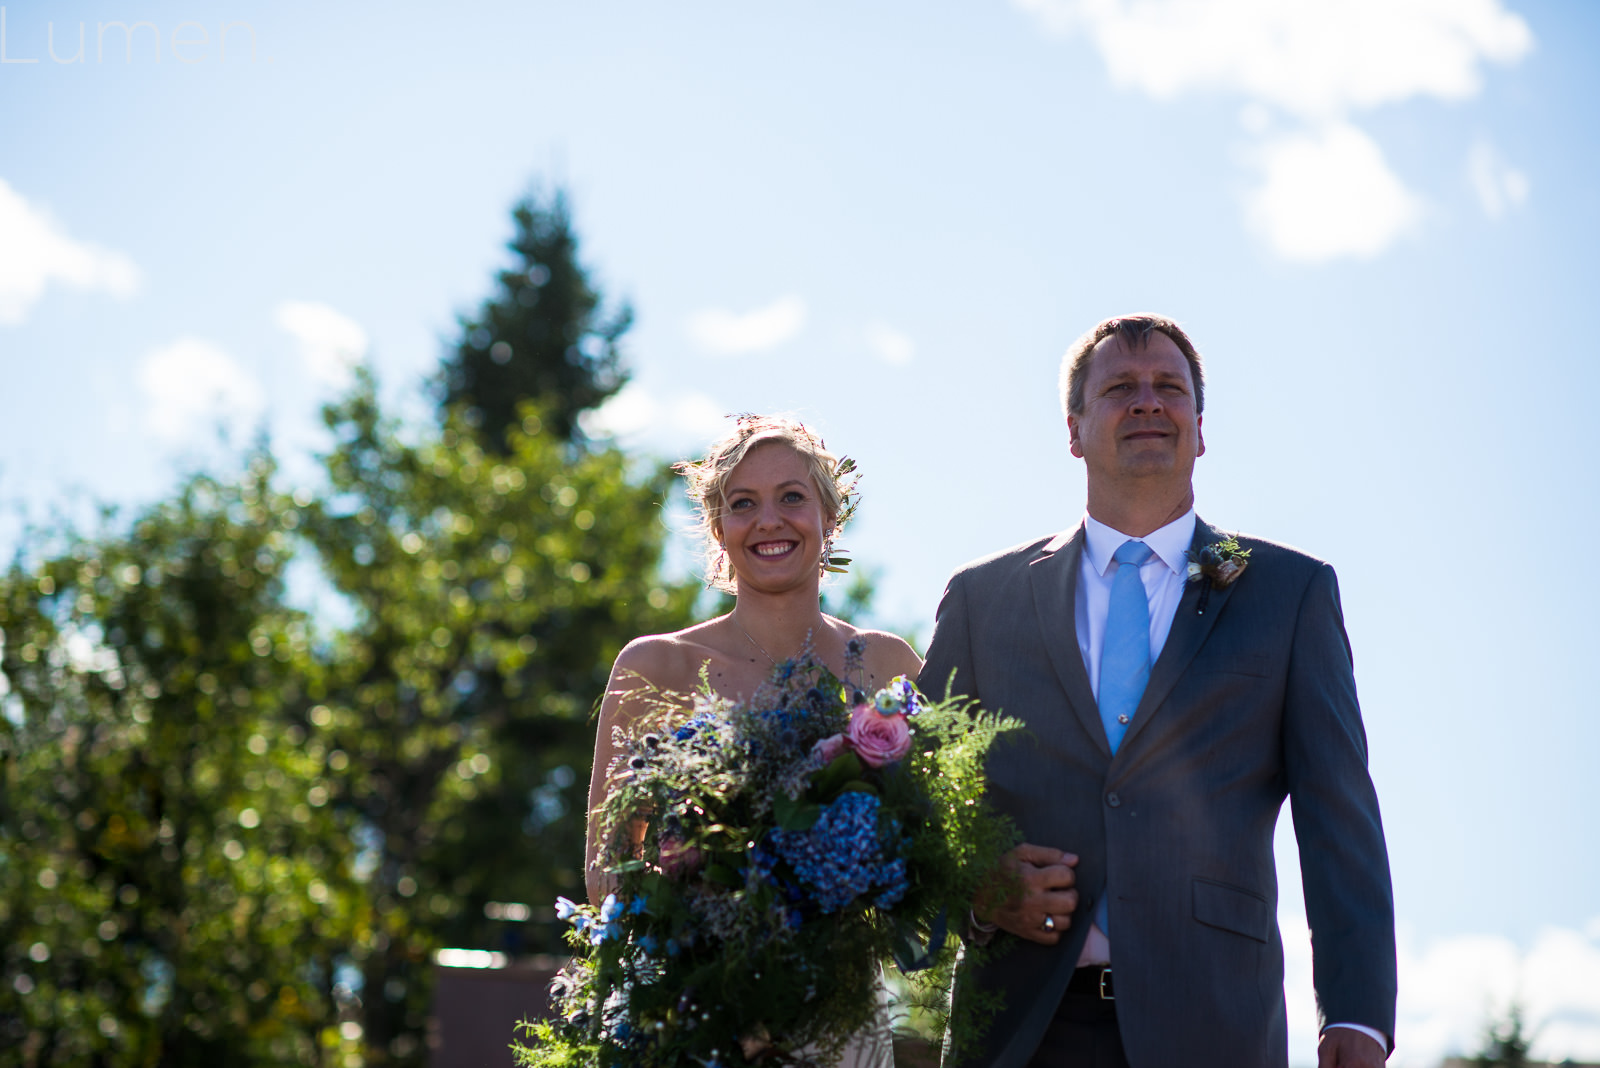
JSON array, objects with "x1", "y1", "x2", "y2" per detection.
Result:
[{"x1": 1098, "y1": 967, "x2": 1114, "y2": 1001}]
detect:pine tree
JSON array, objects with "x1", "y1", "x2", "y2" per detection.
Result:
[
  {"x1": 301, "y1": 376, "x2": 696, "y2": 1065},
  {"x1": 438, "y1": 189, "x2": 630, "y2": 449},
  {"x1": 0, "y1": 185, "x2": 698, "y2": 1068}
]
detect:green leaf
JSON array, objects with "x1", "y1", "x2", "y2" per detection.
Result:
[
  {"x1": 811, "y1": 751, "x2": 863, "y2": 797},
  {"x1": 773, "y1": 792, "x2": 821, "y2": 831},
  {"x1": 703, "y1": 863, "x2": 741, "y2": 887}
]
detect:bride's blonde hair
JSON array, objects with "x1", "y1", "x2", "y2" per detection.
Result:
[{"x1": 674, "y1": 414, "x2": 859, "y2": 594}]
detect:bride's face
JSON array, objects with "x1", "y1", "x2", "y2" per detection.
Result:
[{"x1": 716, "y1": 443, "x2": 831, "y2": 596}]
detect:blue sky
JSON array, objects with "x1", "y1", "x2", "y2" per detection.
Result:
[{"x1": 3, "y1": 1, "x2": 1598, "y2": 1061}]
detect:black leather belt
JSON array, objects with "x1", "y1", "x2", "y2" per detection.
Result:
[{"x1": 1065, "y1": 965, "x2": 1114, "y2": 1000}]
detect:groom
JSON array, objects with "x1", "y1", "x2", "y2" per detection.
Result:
[{"x1": 920, "y1": 315, "x2": 1396, "y2": 1068}]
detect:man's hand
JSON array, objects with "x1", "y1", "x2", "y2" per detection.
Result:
[
  {"x1": 1317, "y1": 1028, "x2": 1386, "y2": 1068},
  {"x1": 974, "y1": 843, "x2": 1079, "y2": 945}
]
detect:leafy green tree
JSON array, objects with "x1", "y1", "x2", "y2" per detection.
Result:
[
  {"x1": 0, "y1": 461, "x2": 362, "y2": 1067},
  {"x1": 1471, "y1": 1001, "x2": 1536, "y2": 1068},
  {"x1": 438, "y1": 189, "x2": 631, "y2": 448},
  {"x1": 300, "y1": 376, "x2": 697, "y2": 1064},
  {"x1": 0, "y1": 184, "x2": 727, "y2": 1068}
]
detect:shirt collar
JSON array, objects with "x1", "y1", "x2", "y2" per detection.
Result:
[{"x1": 1082, "y1": 508, "x2": 1197, "y2": 579}]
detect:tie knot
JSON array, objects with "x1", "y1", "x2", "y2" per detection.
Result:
[{"x1": 1114, "y1": 541, "x2": 1154, "y2": 568}]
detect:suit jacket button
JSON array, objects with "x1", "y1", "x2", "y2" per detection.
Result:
[{"x1": 1106, "y1": 792, "x2": 1121, "y2": 808}]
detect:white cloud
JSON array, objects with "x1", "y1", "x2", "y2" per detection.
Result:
[
  {"x1": 0, "y1": 178, "x2": 140, "y2": 325},
  {"x1": 274, "y1": 300, "x2": 369, "y2": 388},
  {"x1": 1014, "y1": 0, "x2": 1534, "y2": 120},
  {"x1": 686, "y1": 294, "x2": 806, "y2": 356},
  {"x1": 138, "y1": 338, "x2": 265, "y2": 444},
  {"x1": 1245, "y1": 122, "x2": 1422, "y2": 263},
  {"x1": 1467, "y1": 139, "x2": 1531, "y2": 219},
  {"x1": 1013, "y1": 0, "x2": 1534, "y2": 263},
  {"x1": 579, "y1": 384, "x2": 728, "y2": 447},
  {"x1": 864, "y1": 322, "x2": 915, "y2": 366},
  {"x1": 1281, "y1": 911, "x2": 1600, "y2": 1065}
]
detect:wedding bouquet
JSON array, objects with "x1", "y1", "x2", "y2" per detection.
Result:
[{"x1": 515, "y1": 643, "x2": 1020, "y2": 1067}]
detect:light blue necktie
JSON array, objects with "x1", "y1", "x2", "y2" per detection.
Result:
[
  {"x1": 1099, "y1": 540, "x2": 1154, "y2": 755},
  {"x1": 1095, "y1": 539, "x2": 1153, "y2": 938}
]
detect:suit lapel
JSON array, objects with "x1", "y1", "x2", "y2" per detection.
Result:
[
  {"x1": 1115, "y1": 517, "x2": 1237, "y2": 755},
  {"x1": 1027, "y1": 524, "x2": 1109, "y2": 758}
]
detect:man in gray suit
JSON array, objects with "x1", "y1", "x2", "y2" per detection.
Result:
[{"x1": 920, "y1": 315, "x2": 1396, "y2": 1068}]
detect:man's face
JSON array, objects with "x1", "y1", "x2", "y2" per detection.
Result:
[{"x1": 1067, "y1": 331, "x2": 1204, "y2": 484}]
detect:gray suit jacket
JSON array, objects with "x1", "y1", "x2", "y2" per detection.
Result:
[{"x1": 920, "y1": 519, "x2": 1396, "y2": 1068}]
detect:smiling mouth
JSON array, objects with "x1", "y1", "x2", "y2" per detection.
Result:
[{"x1": 752, "y1": 541, "x2": 798, "y2": 558}]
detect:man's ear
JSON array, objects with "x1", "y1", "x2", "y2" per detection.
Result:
[
  {"x1": 1196, "y1": 414, "x2": 1205, "y2": 458},
  {"x1": 1067, "y1": 414, "x2": 1084, "y2": 459}
]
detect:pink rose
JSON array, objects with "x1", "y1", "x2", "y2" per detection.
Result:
[
  {"x1": 658, "y1": 834, "x2": 703, "y2": 879},
  {"x1": 812, "y1": 733, "x2": 849, "y2": 764},
  {"x1": 846, "y1": 702, "x2": 911, "y2": 767}
]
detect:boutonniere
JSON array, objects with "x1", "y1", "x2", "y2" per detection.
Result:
[{"x1": 1186, "y1": 536, "x2": 1251, "y2": 614}]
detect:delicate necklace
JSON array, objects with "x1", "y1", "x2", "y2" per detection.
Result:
[{"x1": 732, "y1": 615, "x2": 778, "y2": 666}]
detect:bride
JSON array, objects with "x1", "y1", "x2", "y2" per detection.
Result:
[{"x1": 583, "y1": 414, "x2": 921, "y2": 1068}]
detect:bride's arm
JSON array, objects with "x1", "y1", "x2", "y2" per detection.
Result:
[{"x1": 585, "y1": 641, "x2": 663, "y2": 907}]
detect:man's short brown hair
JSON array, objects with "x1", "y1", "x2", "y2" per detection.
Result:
[{"x1": 1059, "y1": 314, "x2": 1206, "y2": 418}]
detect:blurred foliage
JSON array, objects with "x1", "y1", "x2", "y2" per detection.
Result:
[
  {"x1": 0, "y1": 186, "x2": 704, "y2": 1066},
  {"x1": 437, "y1": 188, "x2": 630, "y2": 448},
  {"x1": 1471, "y1": 1001, "x2": 1535, "y2": 1068},
  {"x1": 820, "y1": 565, "x2": 879, "y2": 628},
  {"x1": 0, "y1": 461, "x2": 362, "y2": 1066},
  {"x1": 301, "y1": 377, "x2": 696, "y2": 1063}
]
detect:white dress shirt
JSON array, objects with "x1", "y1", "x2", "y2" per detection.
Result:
[
  {"x1": 1073, "y1": 509, "x2": 1195, "y2": 969},
  {"x1": 1070, "y1": 510, "x2": 1387, "y2": 1054}
]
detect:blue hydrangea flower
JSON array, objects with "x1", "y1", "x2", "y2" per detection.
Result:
[
  {"x1": 554, "y1": 896, "x2": 580, "y2": 921},
  {"x1": 599, "y1": 894, "x2": 623, "y2": 923},
  {"x1": 754, "y1": 792, "x2": 908, "y2": 913}
]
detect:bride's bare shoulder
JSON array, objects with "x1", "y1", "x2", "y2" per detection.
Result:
[
  {"x1": 824, "y1": 619, "x2": 923, "y2": 684},
  {"x1": 611, "y1": 618, "x2": 730, "y2": 695}
]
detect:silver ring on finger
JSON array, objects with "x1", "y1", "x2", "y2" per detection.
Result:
[{"x1": 1042, "y1": 915, "x2": 1056, "y2": 932}]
